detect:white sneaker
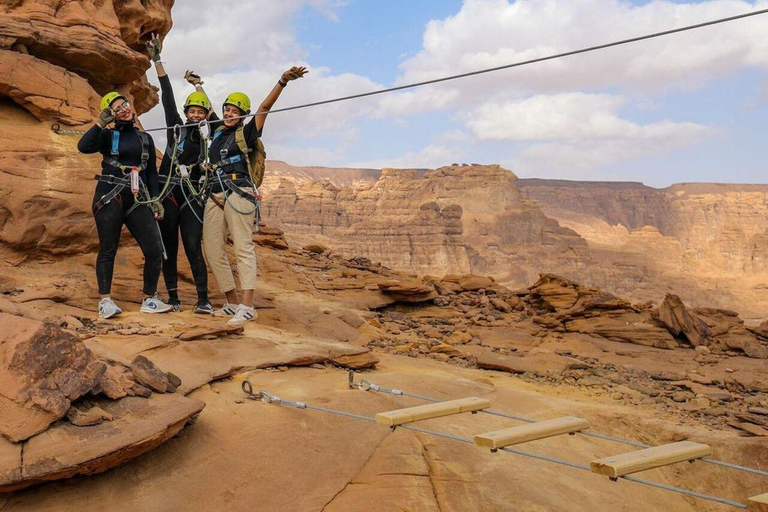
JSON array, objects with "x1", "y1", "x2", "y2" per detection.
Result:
[
  {"x1": 227, "y1": 305, "x2": 257, "y2": 326},
  {"x1": 213, "y1": 302, "x2": 238, "y2": 317},
  {"x1": 98, "y1": 297, "x2": 122, "y2": 319},
  {"x1": 140, "y1": 294, "x2": 173, "y2": 314}
]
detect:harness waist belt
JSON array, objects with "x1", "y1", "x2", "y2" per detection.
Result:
[{"x1": 103, "y1": 157, "x2": 145, "y2": 173}]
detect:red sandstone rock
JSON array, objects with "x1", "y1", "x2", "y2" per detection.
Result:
[{"x1": 654, "y1": 294, "x2": 711, "y2": 346}]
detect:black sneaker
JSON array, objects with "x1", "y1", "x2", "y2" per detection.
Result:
[
  {"x1": 167, "y1": 297, "x2": 181, "y2": 312},
  {"x1": 194, "y1": 300, "x2": 214, "y2": 315}
]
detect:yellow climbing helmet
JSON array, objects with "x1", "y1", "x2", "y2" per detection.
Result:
[
  {"x1": 100, "y1": 91, "x2": 127, "y2": 111},
  {"x1": 223, "y1": 92, "x2": 251, "y2": 113},
  {"x1": 184, "y1": 91, "x2": 211, "y2": 111}
]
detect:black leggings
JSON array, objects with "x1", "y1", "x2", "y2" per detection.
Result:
[
  {"x1": 159, "y1": 186, "x2": 208, "y2": 301},
  {"x1": 93, "y1": 192, "x2": 163, "y2": 296}
]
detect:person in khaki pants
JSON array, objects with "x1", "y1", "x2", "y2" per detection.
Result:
[{"x1": 202, "y1": 66, "x2": 307, "y2": 326}]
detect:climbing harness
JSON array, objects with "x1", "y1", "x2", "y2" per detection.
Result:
[{"x1": 207, "y1": 127, "x2": 262, "y2": 220}]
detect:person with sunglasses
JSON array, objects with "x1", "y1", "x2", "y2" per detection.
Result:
[
  {"x1": 78, "y1": 92, "x2": 172, "y2": 318},
  {"x1": 203, "y1": 66, "x2": 307, "y2": 326},
  {"x1": 146, "y1": 35, "x2": 215, "y2": 315}
]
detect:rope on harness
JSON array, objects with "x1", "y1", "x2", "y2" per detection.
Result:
[
  {"x1": 131, "y1": 124, "x2": 182, "y2": 206},
  {"x1": 242, "y1": 384, "x2": 750, "y2": 510},
  {"x1": 347, "y1": 373, "x2": 768, "y2": 479}
]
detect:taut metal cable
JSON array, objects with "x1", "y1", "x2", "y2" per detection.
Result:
[
  {"x1": 350, "y1": 376, "x2": 768, "y2": 478},
  {"x1": 245, "y1": 385, "x2": 749, "y2": 509},
  {"x1": 53, "y1": 8, "x2": 768, "y2": 136}
]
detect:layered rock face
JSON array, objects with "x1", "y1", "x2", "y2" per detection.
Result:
[
  {"x1": 262, "y1": 164, "x2": 588, "y2": 284},
  {"x1": 262, "y1": 164, "x2": 768, "y2": 318},
  {"x1": 518, "y1": 180, "x2": 768, "y2": 317},
  {"x1": 0, "y1": 0, "x2": 172, "y2": 254}
]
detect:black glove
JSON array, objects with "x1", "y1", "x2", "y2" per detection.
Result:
[
  {"x1": 146, "y1": 34, "x2": 162, "y2": 62},
  {"x1": 151, "y1": 201, "x2": 165, "y2": 220},
  {"x1": 97, "y1": 108, "x2": 115, "y2": 128}
]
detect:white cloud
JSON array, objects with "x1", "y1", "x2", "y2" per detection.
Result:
[
  {"x1": 466, "y1": 92, "x2": 713, "y2": 142},
  {"x1": 471, "y1": 92, "x2": 717, "y2": 178},
  {"x1": 382, "y1": 0, "x2": 768, "y2": 116},
  {"x1": 346, "y1": 145, "x2": 464, "y2": 169}
]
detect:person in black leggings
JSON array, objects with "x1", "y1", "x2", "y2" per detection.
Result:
[
  {"x1": 147, "y1": 35, "x2": 215, "y2": 314},
  {"x1": 78, "y1": 91, "x2": 172, "y2": 319}
]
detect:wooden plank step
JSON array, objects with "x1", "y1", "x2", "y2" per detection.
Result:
[
  {"x1": 747, "y1": 492, "x2": 768, "y2": 512},
  {"x1": 590, "y1": 441, "x2": 712, "y2": 478},
  {"x1": 474, "y1": 416, "x2": 589, "y2": 450},
  {"x1": 375, "y1": 397, "x2": 490, "y2": 426}
]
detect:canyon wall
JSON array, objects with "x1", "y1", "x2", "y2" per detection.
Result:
[{"x1": 261, "y1": 163, "x2": 768, "y2": 318}]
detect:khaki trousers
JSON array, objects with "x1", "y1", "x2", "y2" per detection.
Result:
[{"x1": 202, "y1": 191, "x2": 257, "y2": 293}]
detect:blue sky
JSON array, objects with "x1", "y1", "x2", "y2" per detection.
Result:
[{"x1": 141, "y1": 0, "x2": 768, "y2": 187}]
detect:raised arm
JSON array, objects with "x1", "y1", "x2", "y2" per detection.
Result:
[
  {"x1": 147, "y1": 35, "x2": 183, "y2": 127},
  {"x1": 253, "y1": 66, "x2": 308, "y2": 132}
]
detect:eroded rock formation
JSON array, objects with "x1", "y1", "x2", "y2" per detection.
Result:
[
  {"x1": 262, "y1": 164, "x2": 589, "y2": 285},
  {"x1": 0, "y1": 0, "x2": 172, "y2": 254},
  {"x1": 261, "y1": 163, "x2": 768, "y2": 318}
]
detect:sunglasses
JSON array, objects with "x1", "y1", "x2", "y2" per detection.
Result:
[{"x1": 112, "y1": 101, "x2": 131, "y2": 113}]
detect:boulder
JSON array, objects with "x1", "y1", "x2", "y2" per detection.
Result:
[
  {"x1": 0, "y1": 394, "x2": 204, "y2": 493},
  {"x1": 458, "y1": 275, "x2": 494, "y2": 291},
  {"x1": 377, "y1": 280, "x2": 437, "y2": 303},
  {"x1": 475, "y1": 351, "x2": 569, "y2": 375},
  {"x1": 654, "y1": 294, "x2": 711, "y2": 346},
  {"x1": 0, "y1": 314, "x2": 106, "y2": 442}
]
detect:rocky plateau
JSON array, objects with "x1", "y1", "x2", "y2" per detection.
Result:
[{"x1": 0, "y1": 1, "x2": 766, "y2": 511}]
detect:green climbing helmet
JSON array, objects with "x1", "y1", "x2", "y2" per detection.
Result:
[
  {"x1": 100, "y1": 91, "x2": 127, "y2": 111},
  {"x1": 184, "y1": 91, "x2": 211, "y2": 112},
  {"x1": 223, "y1": 92, "x2": 251, "y2": 113}
]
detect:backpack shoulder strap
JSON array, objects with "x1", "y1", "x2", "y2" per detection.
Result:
[{"x1": 234, "y1": 125, "x2": 251, "y2": 169}]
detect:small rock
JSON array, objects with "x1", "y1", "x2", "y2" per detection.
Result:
[
  {"x1": 748, "y1": 407, "x2": 768, "y2": 416},
  {"x1": 130, "y1": 356, "x2": 171, "y2": 394},
  {"x1": 626, "y1": 383, "x2": 660, "y2": 397},
  {"x1": 166, "y1": 372, "x2": 182, "y2": 388},
  {"x1": 739, "y1": 423, "x2": 768, "y2": 437},
  {"x1": 304, "y1": 244, "x2": 329, "y2": 254},
  {"x1": 694, "y1": 345, "x2": 711, "y2": 355},
  {"x1": 66, "y1": 405, "x2": 114, "y2": 427},
  {"x1": 579, "y1": 376, "x2": 604, "y2": 388}
]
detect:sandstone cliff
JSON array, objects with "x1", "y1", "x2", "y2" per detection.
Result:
[
  {"x1": 262, "y1": 163, "x2": 589, "y2": 286},
  {"x1": 0, "y1": 0, "x2": 172, "y2": 254},
  {"x1": 261, "y1": 163, "x2": 768, "y2": 319}
]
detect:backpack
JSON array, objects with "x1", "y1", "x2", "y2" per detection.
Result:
[{"x1": 215, "y1": 125, "x2": 266, "y2": 188}]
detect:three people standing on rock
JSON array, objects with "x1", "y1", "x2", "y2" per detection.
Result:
[{"x1": 79, "y1": 34, "x2": 307, "y2": 325}]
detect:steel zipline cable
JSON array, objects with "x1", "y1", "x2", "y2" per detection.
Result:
[
  {"x1": 53, "y1": 7, "x2": 768, "y2": 137},
  {"x1": 350, "y1": 376, "x2": 768, "y2": 478},
  {"x1": 244, "y1": 385, "x2": 750, "y2": 510}
]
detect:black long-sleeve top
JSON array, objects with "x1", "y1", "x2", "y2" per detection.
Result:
[
  {"x1": 157, "y1": 74, "x2": 220, "y2": 181},
  {"x1": 208, "y1": 114, "x2": 262, "y2": 193},
  {"x1": 78, "y1": 122, "x2": 159, "y2": 197}
]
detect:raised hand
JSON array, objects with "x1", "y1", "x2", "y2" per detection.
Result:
[
  {"x1": 146, "y1": 33, "x2": 162, "y2": 62},
  {"x1": 184, "y1": 70, "x2": 204, "y2": 86},
  {"x1": 97, "y1": 108, "x2": 115, "y2": 128},
  {"x1": 281, "y1": 66, "x2": 308, "y2": 82}
]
